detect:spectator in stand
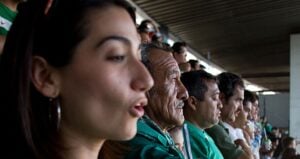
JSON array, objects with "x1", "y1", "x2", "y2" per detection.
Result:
[
  {"x1": 188, "y1": 59, "x2": 200, "y2": 71},
  {"x1": 282, "y1": 148, "x2": 297, "y2": 159},
  {"x1": 188, "y1": 59, "x2": 206, "y2": 71},
  {"x1": 275, "y1": 136, "x2": 298, "y2": 159},
  {"x1": 0, "y1": 0, "x2": 154, "y2": 158},
  {"x1": 230, "y1": 90, "x2": 255, "y2": 148},
  {"x1": 181, "y1": 70, "x2": 224, "y2": 159},
  {"x1": 248, "y1": 92, "x2": 263, "y2": 159},
  {"x1": 137, "y1": 19, "x2": 160, "y2": 44},
  {"x1": 172, "y1": 42, "x2": 191, "y2": 72},
  {"x1": 206, "y1": 72, "x2": 253, "y2": 159}
]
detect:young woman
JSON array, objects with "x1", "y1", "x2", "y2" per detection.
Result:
[{"x1": 0, "y1": 0, "x2": 153, "y2": 158}]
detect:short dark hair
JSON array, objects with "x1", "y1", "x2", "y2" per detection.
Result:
[
  {"x1": 282, "y1": 136, "x2": 295, "y2": 149},
  {"x1": 217, "y1": 72, "x2": 244, "y2": 101},
  {"x1": 282, "y1": 148, "x2": 296, "y2": 159},
  {"x1": 172, "y1": 42, "x2": 186, "y2": 54},
  {"x1": 188, "y1": 59, "x2": 198, "y2": 69},
  {"x1": 181, "y1": 70, "x2": 216, "y2": 101},
  {"x1": 243, "y1": 90, "x2": 256, "y2": 105}
]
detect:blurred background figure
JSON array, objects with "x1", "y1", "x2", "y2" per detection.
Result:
[
  {"x1": 172, "y1": 41, "x2": 191, "y2": 72},
  {"x1": 0, "y1": 0, "x2": 24, "y2": 54},
  {"x1": 137, "y1": 19, "x2": 161, "y2": 43},
  {"x1": 188, "y1": 59, "x2": 206, "y2": 71}
]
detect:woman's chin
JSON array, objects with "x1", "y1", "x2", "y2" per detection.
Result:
[{"x1": 117, "y1": 125, "x2": 137, "y2": 141}]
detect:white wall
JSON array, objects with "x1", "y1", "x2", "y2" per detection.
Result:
[
  {"x1": 258, "y1": 93, "x2": 289, "y2": 128},
  {"x1": 290, "y1": 34, "x2": 300, "y2": 152}
]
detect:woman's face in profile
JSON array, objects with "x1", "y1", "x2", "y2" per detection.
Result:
[{"x1": 57, "y1": 6, "x2": 153, "y2": 141}]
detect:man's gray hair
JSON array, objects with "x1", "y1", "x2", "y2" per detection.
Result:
[{"x1": 141, "y1": 42, "x2": 173, "y2": 71}]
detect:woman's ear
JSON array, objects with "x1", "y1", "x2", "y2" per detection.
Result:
[
  {"x1": 31, "y1": 56, "x2": 60, "y2": 98},
  {"x1": 187, "y1": 96, "x2": 198, "y2": 111}
]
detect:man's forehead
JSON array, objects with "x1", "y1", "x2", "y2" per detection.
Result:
[
  {"x1": 206, "y1": 80, "x2": 219, "y2": 92},
  {"x1": 180, "y1": 46, "x2": 187, "y2": 53},
  {"x1": 234, "y1": 85, "x2": 244, "y2": 93},
  {"x1": 149, "y1": 49, "x2": 177, "y2": 67}
]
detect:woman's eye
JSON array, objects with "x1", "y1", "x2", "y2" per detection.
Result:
[{"x1": 107, "y1": 55, "x2": 125, "y2": 62}]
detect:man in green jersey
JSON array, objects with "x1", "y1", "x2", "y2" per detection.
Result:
[{"x1": 181, "y1": 70, "x2": 224, "y2": 159}]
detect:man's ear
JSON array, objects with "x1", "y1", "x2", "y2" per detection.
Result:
[
  {"x1": 31, "y1": 56, "x2": 60, "y2": 98},
  {"x1": 187, "y1": 96, "x2": 198, "y2": 111}
]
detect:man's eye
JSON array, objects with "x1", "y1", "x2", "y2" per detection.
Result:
[
  {"x1": 212, "y1": 95, "x2": 218, "y2": 100},
  {"x1": 107, "y1": 55, "x2": 125, "y2": 62}
]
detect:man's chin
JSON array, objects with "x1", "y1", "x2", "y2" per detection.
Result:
[
  {"x1": 177, "y1": 117, "x2": 185, "y2": 126},
  {"x1": 213, "y1": 119, "x2": 219, "y2": 125},
  {"x1": 229, "y1": 116, "x2": 236, "y2": 122},
  {"x1": 172, "y1": 118, "x2": 184, "y2": 126}
]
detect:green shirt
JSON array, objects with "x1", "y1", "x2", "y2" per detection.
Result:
[
  {"x1": 185, "y1": 121, "x2": 224, "y2": 159},
  {"x1": 0, "y1": 2, "x2": 17, "y2": 35},
  {"x1": 123, "y1": 116, "x2": 184, "y2": 159},
  {"x1": 205, "y1": 122, "x2": 244, "y2": 159}
]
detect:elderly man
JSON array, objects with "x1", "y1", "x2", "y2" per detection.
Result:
[
  {"x1": 205, "y1": 72, "x2": 253, "y2": 159},
  {"x1": 100, "y1": 42, "x2": 188, "y2": 159},
  {"x1": 180, "y1": 70, "x2": 224, "y2": 159}
]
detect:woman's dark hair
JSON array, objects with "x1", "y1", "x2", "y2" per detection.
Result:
[{"x1": 0, "y1": 0, "x2": 135, "y2": 158}]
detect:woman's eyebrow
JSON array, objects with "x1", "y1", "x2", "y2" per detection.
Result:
[{"x1": 96, "y1": 35, "x2": 131, "y2": 48}]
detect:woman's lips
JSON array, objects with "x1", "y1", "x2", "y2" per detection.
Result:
[{"x1": 129, "y1": 104, "x2": 145, "y2": 118}]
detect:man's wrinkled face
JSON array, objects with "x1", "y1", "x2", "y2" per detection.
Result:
[{"x1": 147, "y1": 49, "x2": 188, "y2": 127}]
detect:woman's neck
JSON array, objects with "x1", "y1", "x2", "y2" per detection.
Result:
[
  {"x1": 62, "y1": 143, "x2": 104, "y2": 159},
  {"x1": 59, "y1": 124, "x2": 104, "y2": 159}
]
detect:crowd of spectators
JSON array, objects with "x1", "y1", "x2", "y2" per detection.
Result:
[{"x1": 0, "y1": 1, "x2": 298, "y2": 159}]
